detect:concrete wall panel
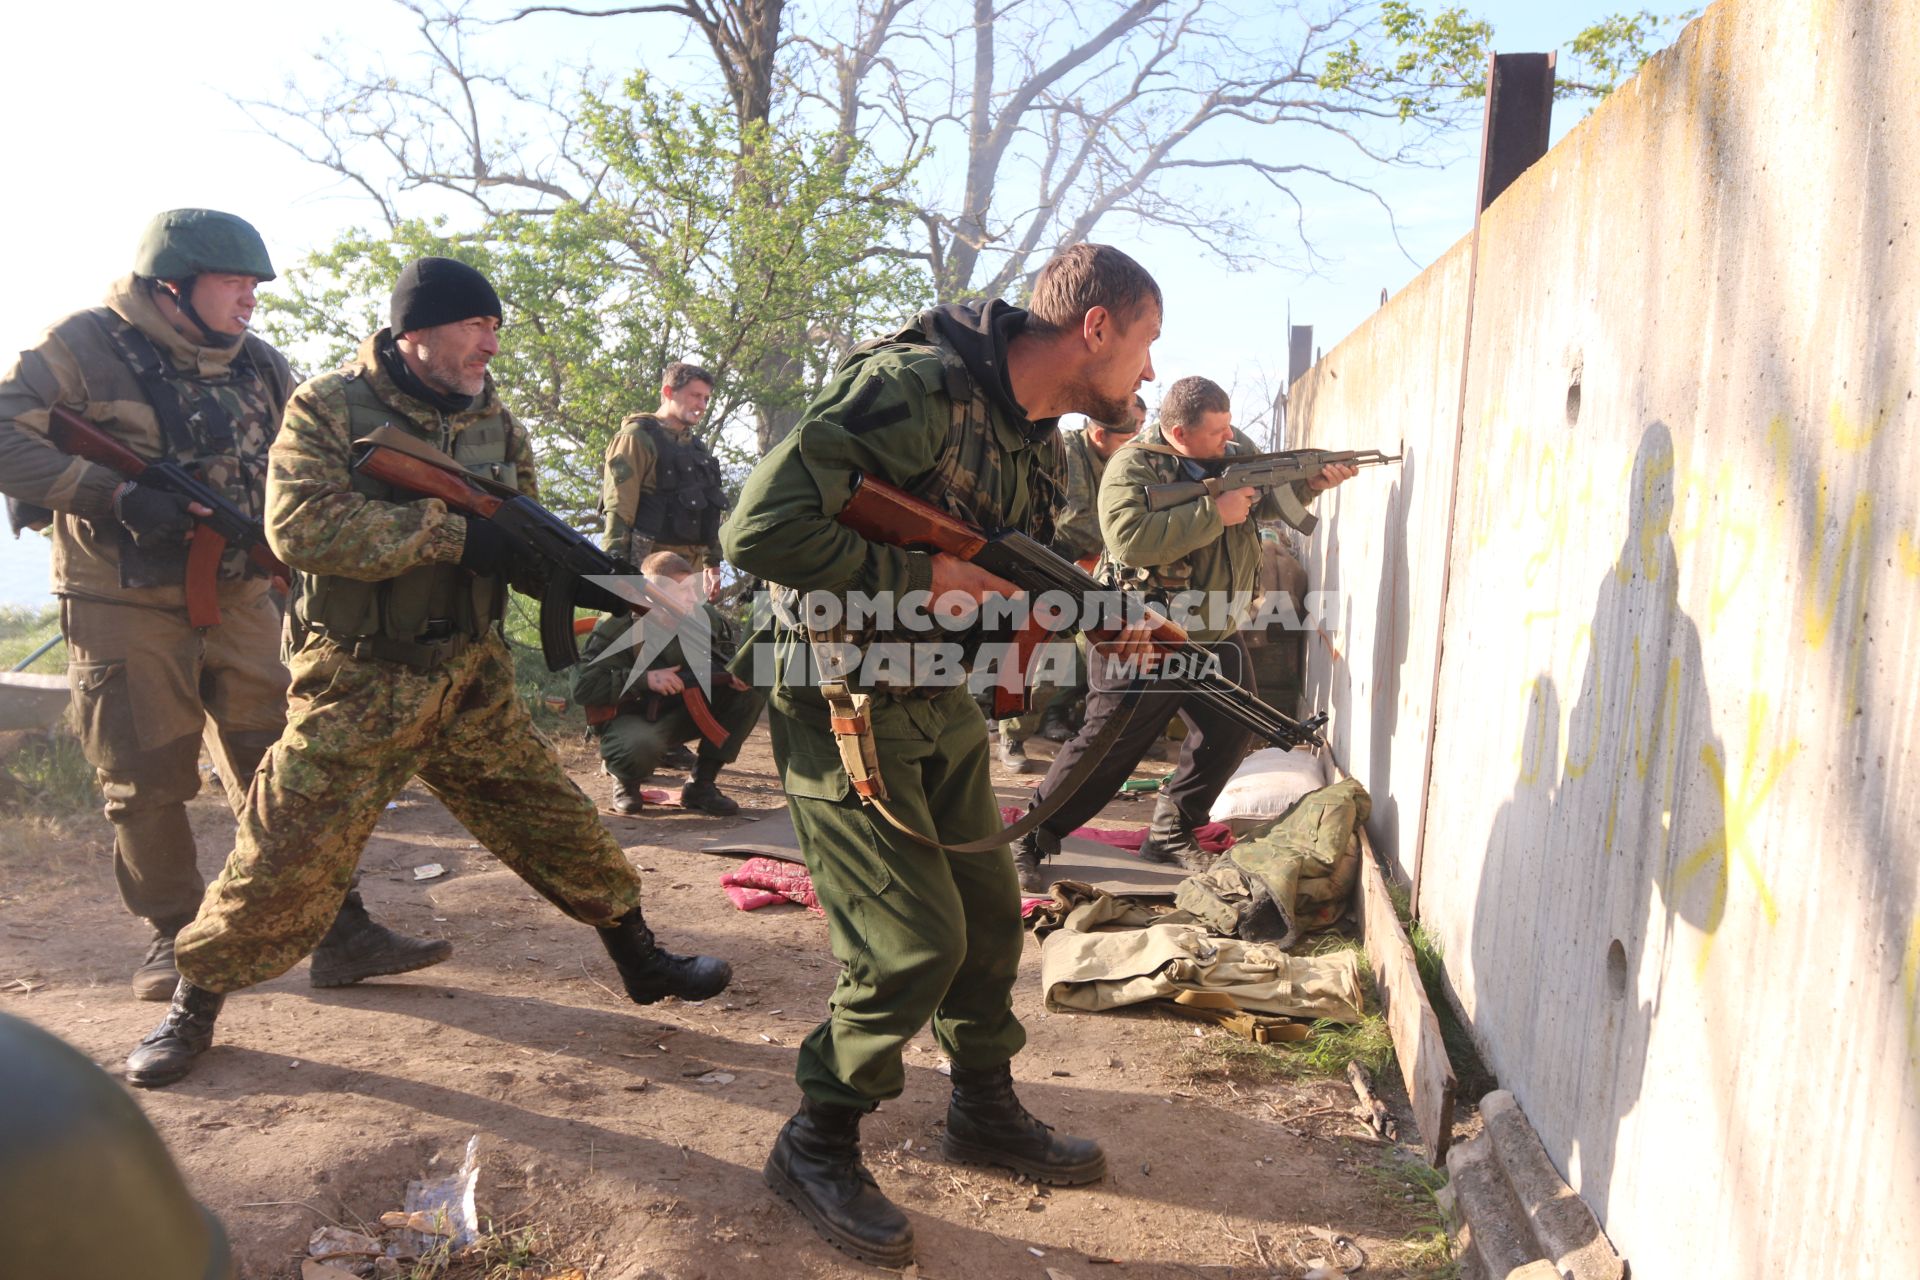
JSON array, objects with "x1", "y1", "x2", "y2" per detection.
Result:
[{"x1": 1294, "y1": 1, "x2": 1920, "y2": 1272}]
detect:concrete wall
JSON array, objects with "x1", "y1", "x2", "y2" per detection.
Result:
[{"x1": 1290, "y1": 1, "x2": 1920, "y2": 1273}]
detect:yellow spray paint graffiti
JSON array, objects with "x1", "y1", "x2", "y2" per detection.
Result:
[{"x1": 1673, "y1": 693, "x2": 1801, "y2": 976}]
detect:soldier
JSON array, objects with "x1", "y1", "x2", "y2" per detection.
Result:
[
  {"x1": 990, "y1": 389, "x2": 1149, "y2": 765},
  {"x1": 721, "y1": 243, "x2": 1162, "y2": 1268},
  {"x1": 571, "y1": 550, "x2": 766, "y2": 816},
  {"x1": 0, "y1": 209, "x2": 444, "y2": 1000},
  {"x1": 1009, "y1": 375, "x2": 1355, "y2": 892},
  {"x1": 123, "y1": 257, "x2": 731, "y2": 1088},
  {"x1": 601, "y1": 361, "x2": 728, "y2": 581}
]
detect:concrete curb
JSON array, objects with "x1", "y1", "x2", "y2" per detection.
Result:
[{"x1": 1443, "y1": 1090, "x2": 1629, "y2": 1280}]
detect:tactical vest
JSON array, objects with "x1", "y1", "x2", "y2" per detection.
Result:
[
  {"x1": 631, "y1": 418, "x2": 725, "y2": 547},
  {"x1": 840, "y1": 318, "x2": 1064, "y2": 541},
  {"x1": 91, "y1": 310, "x2": 283, "y2": 589},
  {"x1": 779, "y1": 317, "x2": 1065, "y2": 693},
  {"x1": 292, "y1": 372, "x2": 516, "y2": 669}
]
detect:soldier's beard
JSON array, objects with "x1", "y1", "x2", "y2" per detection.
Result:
[
  {"x1": 423, "y1": 347, "x2": 488, "y2": 398},
  {"x1": 1069, "y1": 384, "x2": 1135, "y2": 427}
]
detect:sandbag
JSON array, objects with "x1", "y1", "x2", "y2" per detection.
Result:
[{"x1": 1207, "y1": 746, "x2": 1327, "y2": 829}]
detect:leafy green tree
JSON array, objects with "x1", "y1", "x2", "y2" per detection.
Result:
[
  {"x1": 261, "y1": 71, "x2": 926, "y2": 517},
  {"x1": 1319, "y1": 2, "x2": 1698, "y2": 120}
]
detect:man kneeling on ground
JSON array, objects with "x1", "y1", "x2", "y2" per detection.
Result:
[{"x1": 573, "y1": 550, "x2": 765, "y2": 816}]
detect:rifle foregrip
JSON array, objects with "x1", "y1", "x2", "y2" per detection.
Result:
[
  {"x1": 354, "y1": 447, "x2": 504, "y2": 518},
  {"x1": 837, "y1": 474, "x2": 987, "y2": 558}
]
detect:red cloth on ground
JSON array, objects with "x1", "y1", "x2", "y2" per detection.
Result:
[
  {"x1": 720, "y1": 856, "x2": 824, "y2": 915},
  {"x1": 998, "y1": 807, "x2": 1235, "y2": 854}
]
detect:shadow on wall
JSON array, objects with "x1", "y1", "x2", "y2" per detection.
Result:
[
  {"x1": 1471, "y1": 422, "x2": 1730, "y2": 1230},
  {"x1": 1368, "y1": 447, "x2": 1414, "y2": 875}
]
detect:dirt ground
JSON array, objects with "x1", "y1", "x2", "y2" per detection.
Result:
[{"x1": 0, "y1": 725, "x2": 1451, "y2": 1280}]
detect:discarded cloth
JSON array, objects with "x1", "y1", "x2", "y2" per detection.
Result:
[
  {"x1": 1174, "y1": 777, "x2": 1369, "y2": 948},
  {"x1": 1040, "y1": 919, "x2": 1366, "y2": 1024},
  {"x1": 998, "y1": 807, "x2": 1235, "y2": 855},
  {"x1": 720, "y1": 856, "x2": 823, "y2": 915}
]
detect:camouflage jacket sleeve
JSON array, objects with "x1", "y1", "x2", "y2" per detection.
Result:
[
  {"x1": 1049, "y1": 431, "x2": 1103, "y2": 562},
  {"x1": 720, "y1": 351, "x2": 942, "y2": 600},
  {"x1": 1098, "y1": 445, "x2": 1225, "y2": 569},
  {"x1": 599, "y1": 423, "x2": 657, "y2": 560},
  {"x1": 0, "y1": 326, "x2": 125, "y2": 520},
  {"x1": 266, "y1": 375, "x2": 466, "y2": 580}
]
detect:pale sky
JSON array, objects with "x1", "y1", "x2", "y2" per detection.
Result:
[{"x1": 0, "y1": 0, "x2": 1651, "y2": 605}]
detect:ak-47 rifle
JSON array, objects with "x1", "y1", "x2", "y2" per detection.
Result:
[
  {"x1": 1143, "y1": 446, "x2": 1402, "y2": 534},
  {"x1": 835, "y1": 473, "x2": 1325, "y2": 751},
  {"x1": 350, "y1": 426, "x2": 641, "y2": 672},
  {"x1": 41, "y1": 404, "x2": 288, "y2": 628}
]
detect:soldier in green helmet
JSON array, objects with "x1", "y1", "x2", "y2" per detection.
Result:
[
  {"x1": 0, "y1": 209, "x2": 446, "y2": 1000},
  {"x1": 721, "y1": 242, "x2": 1163, "y2": 1269},
  {"x1": 123, "y1": 256, "x2": 732, "y2": 1089}
]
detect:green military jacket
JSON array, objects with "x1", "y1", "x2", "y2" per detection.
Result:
[
  {"x1": 268, "y1": 331, "x2": 534, "y2": 650},
  {"x1": 600, "y1": 411, "x2": 726, "y2": 566},
  {"x1": 572, "y1": 599, "x2": 740, "y2": 711},
  {"x1": 1097, "y1": 428, "x2": 1313, "y2": 643},
  {"x1": 720, "y1": 321, "x2": 1061, "y2": 732},
  {"x1": 1049, "y1": 426, "x2": 1113, "y2": 564},
  {"x1": 0, "y1": 274, "x2": 292, "y2": 606}
]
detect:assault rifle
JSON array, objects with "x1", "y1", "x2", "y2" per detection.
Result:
[
  {"x1": 1142, "y1": 446, "x2": 1401, "y2": 534},
  {"x1": 351, "y1": 426, "x2": 642, "y2": 672},
  {"x1": 835, "y1": 473, "x2": 1324, "y2": 750},
  {"x1": 42, "y1": 404, "x2": 288, "y2": 628}
]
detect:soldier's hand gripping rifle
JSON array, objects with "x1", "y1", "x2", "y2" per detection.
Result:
[
  {"x1": 350, "y1": 426, "x2": 641, "y2": 672},
  {"x1": 40, "y1": 404, "x2": 289, "y2": 629},
  {"x1": 1143, "y1": 446, "x2": 1402, "y2": 534},
  {"x1": 835, "y1": 473, "x2": 1325, "y2": 751}
]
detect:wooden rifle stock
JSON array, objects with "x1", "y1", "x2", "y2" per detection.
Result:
[
  {"x1": 837, "y1": 475, "x2": 988, "y2": 559},
  {"x1": 353, "y1": 446, "x2": 507, "y2": 520},
  {"x1": 47, "y1": 405, "x2": 288, "y2": 628}
]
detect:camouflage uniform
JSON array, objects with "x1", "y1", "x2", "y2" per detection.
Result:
[
  {"x1": 572, "y1": 601, "x2": 765, "y2": 783},
  {"x1": 0, "y1": 274, "x2": 292, "y2": 931},
  {"x1": 172, "y1": 331, "x2": 645, "y2": 993},
  {"x1": 601, "y1": 412, "x2": 726, "y2": 570},
  {"x1": 721, "y1": 303, "x2": 1062, "y2": 1109}
]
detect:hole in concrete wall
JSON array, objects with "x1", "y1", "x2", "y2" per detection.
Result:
[
  {"x1": 1606, "y1": 939, "x2": 1628, "y2": 997},
  {"x1": 1566, "y1": 374, "x2": 1583, "y2": 426}
]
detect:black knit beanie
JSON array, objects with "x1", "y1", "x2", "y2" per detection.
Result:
[{"x1": 389, "y1": 257, "x2": 503, "y2": 334}]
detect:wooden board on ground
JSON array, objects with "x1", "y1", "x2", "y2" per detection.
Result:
[
  {"x1": 1353, "y1": 804, "x2": 1457, "y2": 1165},
  {"x1": 697, "y1": 808, "x2": 1189, "y2": 897}
]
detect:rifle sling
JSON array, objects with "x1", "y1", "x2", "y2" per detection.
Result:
[{"x1": 822, "y1": 673, "x2": 1150, "y2": 856}]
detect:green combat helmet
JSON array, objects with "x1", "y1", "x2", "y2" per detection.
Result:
[
  {"x1": 0, "y1": 1011, "x2": 235, "y2": 1280},
  {"x1": 133, "y1": 208, "x2": 276, "y2": 283}
]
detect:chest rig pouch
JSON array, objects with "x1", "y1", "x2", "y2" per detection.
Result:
[
  {"x1": 92, "y1": 311, "x2": 278, "y2": 590},
  {"x1": 292, "y1": 373, "x2": 515, "y2": 671},
  {"x1": 632, "y1": 419, "x2": 726, "y2": 547}
]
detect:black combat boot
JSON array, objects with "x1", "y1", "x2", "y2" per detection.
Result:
[
  {"x1": 1136, "y1": 796, "x2": 1212, "y2": 871},
  {"x1": 1012, "y1": 827, "x2": 1061, "y2": 894},
  {"x1": 995, "y1": 728, "x2": 1043, "y2": 774},
  {"x1": 132, "y1": 918, "x2": 191, "y2": 1002},
  {"x1": 764, "y1": 1097, "x2": 915, "y2": 1268},
  {"x1": 658, "y1": 742, "x2": 697, "y2": 772},
  {"x1": 597, "y1": 908, "x2": 731, "y2": 1004},
  {"x1": 679, "y1": 758, "x2": 740, "y2": 817},
  {"x1": 943, "y1": 1061, "x2": 1107, "y2": 1185},
  {"x1": 309, "y1": 890, "x2": 454, "y2": 988},
  {"x1": 1035, "y1": 701, "x2": 1076, "y2": 743},
  {"x1": 608, "y1": 775, "x2": 646, "y2": 815},
  {"x1": 125, "y1": 979, "x2": 224, "y2": 1088}
]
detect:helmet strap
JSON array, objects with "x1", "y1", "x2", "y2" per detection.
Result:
[{"x1": 161, "y1": 277, "x2": 244, "y2": 349}]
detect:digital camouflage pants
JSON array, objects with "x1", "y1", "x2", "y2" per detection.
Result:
[{"x1": 175, "y1": 632, "x2": 644, "y2": 993}]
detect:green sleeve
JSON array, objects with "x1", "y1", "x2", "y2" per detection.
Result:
[
  {"x1": 1099, "y1": 446, "x2": 1224, "y2": 569},
  {"x1": 720, "y1": 352, "x2": 945, "y2": 600}
]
